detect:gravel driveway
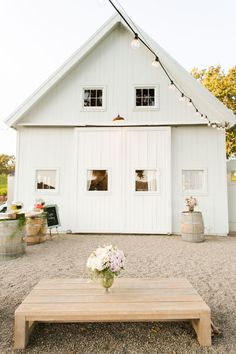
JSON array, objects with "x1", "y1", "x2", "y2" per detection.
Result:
[{"x1": 0, "y1": 234, "x2": 236, "y2": 354}]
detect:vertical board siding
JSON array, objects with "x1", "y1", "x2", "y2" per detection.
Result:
[
  {"x1": 20, "y1": 26, "x2": 201, "y2": 127},
  {"x1": 172, "y1": 126, "x2": 228, "y2": 235},
  {"x1": 16, "y1": 127, "x2": 76, "y2": 231}
]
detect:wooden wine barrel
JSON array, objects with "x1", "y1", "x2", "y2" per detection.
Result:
[
  {"x1": 26, "y1": 214, "x2": 47, "y2": 245},
  {"x1": 0, "y1": 220, "x2": 26, "y2": 259},
  {"x1": 181, "y1": 211, "x2": 205, "y2": 242}
]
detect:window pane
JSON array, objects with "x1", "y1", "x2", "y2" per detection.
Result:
[
  {"x1": 143, "y1": 89, "x2": 148, "y2": 96},
  {"x1": 136, "y1": 98, "x2": 141, "y2": 106},
  {"x1": 83, "y1": 89, "x2": 103, "y2": 107},
  {"x1": 97, "y1": 98, "x2": 102, "y2": 106},
  {"x1": 136, "y1": 89, "x2": 142, "y2": 97},
  {"x1": 97, "y1": 90, "x2": 102, "y2": 98},
  {"x1": 149, "y1": 97, "x2": 155, "y2": 106},
  {"x1": 84, "y1": 99, "x2": 90, "y2": 106},
  {"x1": 135, "y1": 87, "x2": 156, "y2": 107},
  {"x1": 149, "y1": 88, "x2": 155, "y2": 97},
  {"x1": 182, "y1": 170, "x2": 204, "y2": 191},
  {"x1": 135, "y1": 170, "x2": 157, "y2": 192},
  {"x1": 36, "y1": 170, "x2": 56, "y2": 190},
  {"x1": 91, "y1": 98, "x2": 96, "y2": 106},
  {"x1": 91, "y1": 90, "x2": 96, "y2": 98},
  {"x1": 87, "y1": 170, "x2": 108, "y2": 191},
  {"x1": 84, "y1": 90, "x2": 90, "y2": 100},
  {"x1": 231, "y1": 171, "x2": 236, "y2": 182}
]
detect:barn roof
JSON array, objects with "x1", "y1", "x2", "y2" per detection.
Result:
[{"x1": 5, "y1": 14, "x2": 236, "y2": 128}]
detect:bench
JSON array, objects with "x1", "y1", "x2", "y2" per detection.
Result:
[{"x1": 14, "y1": 277, "x2": 211, "y2": 349}]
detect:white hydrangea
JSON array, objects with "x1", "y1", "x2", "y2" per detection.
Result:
[{"x1": 87, "y1": 245, "x2": 125, "y2": 276}]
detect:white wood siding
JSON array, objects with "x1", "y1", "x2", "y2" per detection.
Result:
[
  {"x1": 20, "y1": 25, "x2": 202, "y2": 127},
  {"x1": 172, "y1": 126, "x2": 228, "y2": 235},
  {"x1": 15, "y1": 127, "x2": 77, "y2": 231},
  {"x1": 227, "y1": 160, "x2": 236, "y2": 232}
]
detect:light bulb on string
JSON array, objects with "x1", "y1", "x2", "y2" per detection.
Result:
[
  {"x1": 187, "y1": 99, "x2": 193, "y2": 107},
  {"x1": 152, "y1": 56, "x2": 160, "y2": 68},
  {"x1": 211, "y1": 123, "x2": 217, "y2": 128},
  {"x1": 195, "y1": 109, "x2": 201, "y2": 117},
  {"x1": 179, "y1": 93, "x2": 185, "y2": 102},
  {"x1": 131, "y1": 33, "x2": 140, "y2": 49},
  {"x1": 201, "y1": 114, "x2": 208, "y2": 121},
  {"x1": 168, "y1": 80, "x2": 175, "y2": 90}
]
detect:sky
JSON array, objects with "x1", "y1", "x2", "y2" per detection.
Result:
[{"x1": 0, "y1": 0, "x2": 235, "y2": 155}]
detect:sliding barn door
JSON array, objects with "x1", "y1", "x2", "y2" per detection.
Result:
[
  {"x1": 75, "y1": 127, "x2": 171, "y2": 233},
  {"x1": 76, "y1": 128, "x2": 123, "y2": 233}
]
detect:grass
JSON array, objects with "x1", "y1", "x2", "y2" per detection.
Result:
[{"x1": 0, "y1": 174, "x2": 7, "y2": 195}]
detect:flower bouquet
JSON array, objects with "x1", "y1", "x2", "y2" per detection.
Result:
[
  {"x1": 185, "y1": 196, "x2": 197, "y2": 212},
  {"x1": 87, "y1": 245, "x2": 125, "y2": 292}
]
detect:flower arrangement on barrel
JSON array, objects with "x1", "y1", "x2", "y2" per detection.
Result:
[
  {"x1": 185, "y1": 196, "x2": 198, "y2": 212},
  {"x1": 87, "y1": 245, "x2": 125, "y2": 292}
]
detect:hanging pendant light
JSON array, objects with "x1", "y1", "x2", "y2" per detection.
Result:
[
  {"x1": 113, "y1": 114, "x2": 125, "y2": 122},
  {"x1": 131, "y1": 33, "x2": 140, "y2": 49}
]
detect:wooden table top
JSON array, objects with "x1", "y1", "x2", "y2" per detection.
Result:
[{"x1": 16, "y1": 278, "x2": 210, "y2": 321}]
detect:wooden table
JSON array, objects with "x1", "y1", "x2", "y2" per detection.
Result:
[{"x1": 14, "y1": 278, "x2": 211, "y2": 349}]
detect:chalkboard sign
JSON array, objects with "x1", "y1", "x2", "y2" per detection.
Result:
[{"x1": 45, "y1": 205, "x2": 60, "y2": 229}]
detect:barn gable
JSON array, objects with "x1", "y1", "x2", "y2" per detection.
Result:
[{"x1": 5, "y1": 14, "x2": 235, "y2": 128}]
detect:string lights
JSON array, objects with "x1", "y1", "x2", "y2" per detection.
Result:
[
  {"x1": 131, "y1": 33, "x2": 140, "y2": 49},
  {"x1": 152, "y1": 56, "x2": 160, "y2": 68},
  {"x1": 105, "y1": 0, "x2": 229, "y2": 130}
]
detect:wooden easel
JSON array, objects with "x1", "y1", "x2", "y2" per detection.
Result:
[{"x1": 48, "y1": 227, "x2": 59, "y2": 240}]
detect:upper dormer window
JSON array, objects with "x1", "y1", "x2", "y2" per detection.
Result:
[
  {"x1": 135, "y1": 86, "x2": 159, "y2": 109},
  {"x1": 82, "y1": 87, "x2": 105, "y2": 110}
]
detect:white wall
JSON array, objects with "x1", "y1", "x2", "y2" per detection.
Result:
[
  {"x1": 172, "y1": 126, "x2": 228, "y2": 235},
  {"x1": 15, "y1": 127, "x2": 77, "y2": 231},
  {"x1": 227, "y1": 159, "x2": 236, "y2": 232},
  {"x1": 15, "y1": 126, "x2": 229, "y2": 235},
  {"x1": 20, "y1": 25, "x2": 202, "y2": 127}
]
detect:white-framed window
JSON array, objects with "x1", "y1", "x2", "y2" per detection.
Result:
[
  {"x1": 35, "y1": 169, "x2": 59, "y2": 193},
  {"x1": 135, "y1": 169, "x2": 159, "y2": 193},
  {"x1": 87, "y1": 170, "x2": 108, "y2": 191},
  {"x1": 82, "y1": 87, "x2": 106, "y2": 110},
  {"x1": 182, "y1": 169, "x2": 207, "y2": 194},
  {"x1": 134, "y1": 86, "x2": 159, "y2": 110}
]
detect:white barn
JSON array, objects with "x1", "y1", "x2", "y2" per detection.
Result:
[{"x1": 5, "y1": 15, "x2": 235, "y2": 235}]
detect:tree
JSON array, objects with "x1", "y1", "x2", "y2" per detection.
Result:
[
  {"x1": 191, "y1": 65, "x2": 236, "y2": 158},
  {"x1": 0, "y1": 154, "x2": 15, "y2": 175}
]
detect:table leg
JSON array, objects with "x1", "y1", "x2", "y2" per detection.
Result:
[
  {"x1": 14, "y1": 314, "x2": 29, "y2": 349},
  {"x1": 191, "y1": 313, "x2": 212, "y2": 346}
]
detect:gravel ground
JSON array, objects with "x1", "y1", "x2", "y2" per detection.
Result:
[{"x1": 0, "y1": 234, "x2": 236, "y2": 354}]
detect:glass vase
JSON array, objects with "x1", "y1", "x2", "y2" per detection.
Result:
[{"x1": 101, "y1": 273, "x2": 114, "y2": 293}]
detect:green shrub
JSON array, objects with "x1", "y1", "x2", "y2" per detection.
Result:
[{"x1": 0, "y1": 175, "x2": 7, "y2": 196}]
